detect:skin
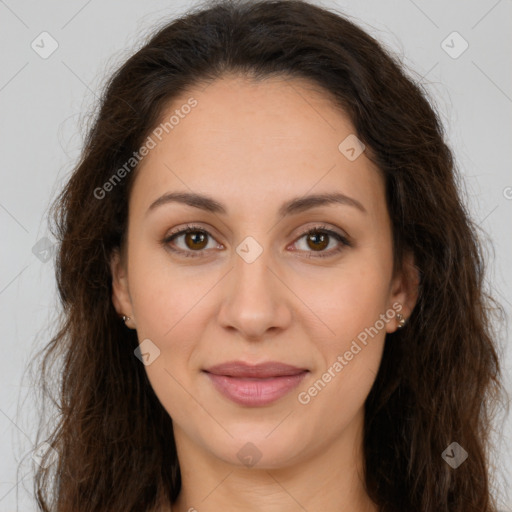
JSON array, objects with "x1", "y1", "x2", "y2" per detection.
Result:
[{"x1": 110, "y1": 74, "x2": 419, "y2": 512}]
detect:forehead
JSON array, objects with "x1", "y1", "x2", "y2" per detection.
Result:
[{"x1": 130, "y1": 74, "x2": 385, "y2": 219}]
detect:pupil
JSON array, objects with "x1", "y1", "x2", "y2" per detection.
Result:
[
  {"x1": 308, "y1": 233, "x2": 328, "y2": 251},
  {"x1": 187, "y1": 232, "x2": 206, "y2": 249}
]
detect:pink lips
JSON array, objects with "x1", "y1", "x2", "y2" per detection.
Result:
[{"x1": 203, "y1": 361, "x2": 308, "y2": 407}]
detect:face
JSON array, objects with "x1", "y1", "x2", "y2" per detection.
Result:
[{"x1": 111, "y1": 74, "x2": 417, "y2": 469}]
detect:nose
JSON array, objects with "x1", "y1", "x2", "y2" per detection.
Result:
[{"x1": 217, "y1": 246, "x2": 292, "y2": 341}]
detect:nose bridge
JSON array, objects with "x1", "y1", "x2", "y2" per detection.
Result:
[
  {"x1": 231, "y1": 240, "x2": 277, "y2": 311},
  {"x1": 217, "y1": 236, "x2": 291, "y2": 339}
]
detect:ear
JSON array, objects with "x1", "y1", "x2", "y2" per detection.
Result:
[
  {"x1": 386, "y1": 251, "x2": 420, "y2": 333},
  {"x1": 110, "y1": 247, "x2": 135, "y2": 326}
]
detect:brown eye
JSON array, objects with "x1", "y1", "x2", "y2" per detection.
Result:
[
  {"x1": 163, "y1": 224, "x2": 350, "y2": 259},
  {"x1": 163, "y1": 225, "x2": 220, "y2": 258},
  {"x1": 305, "y1": 232, "x2": 329, "y2": 251},
  {"x1": 292, "y1": 226, "x2": 350, "y2": 258},
  {"x1": 183, "y1": 231, "x2": 208, "y2": 250}
]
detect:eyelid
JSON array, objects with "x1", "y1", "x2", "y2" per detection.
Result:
[{"x1": 161, "y1": 222, "x2": 351, "y2": 258}]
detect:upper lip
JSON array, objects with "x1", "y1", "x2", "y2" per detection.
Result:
[{"x1": 203, "y1": 361, "x2": 308, "y2": 378}]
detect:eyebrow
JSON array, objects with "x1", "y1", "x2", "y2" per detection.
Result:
[{"x1": 146, "y1": 191, "x2": 367, "y2": 217}]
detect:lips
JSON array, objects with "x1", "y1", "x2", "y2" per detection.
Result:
[
  {"x1": 203, "y1": 361, "x2": 308, "y2": 406},
  {"x1": 204, "y1": 361, "x2": 307, "y2": 378}
]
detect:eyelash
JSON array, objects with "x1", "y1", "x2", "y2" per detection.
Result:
[{"x1": 161, "y1": 223, "x2": 351, "y2": 259}]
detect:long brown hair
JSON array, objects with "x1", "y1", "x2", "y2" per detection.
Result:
[{"x1": 32, "y1": 0, "x2": 507, "y2": 510}]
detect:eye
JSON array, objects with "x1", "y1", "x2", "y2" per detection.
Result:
[
  {"x1": 162, "y1": 224, "x2": 222, "y2": 258},
  {"x1": 290, "y1": 225, "x2": 351, "y2": 258},
  {"x1": 162, "y1": 224, "x2": 351, "y2": 259}
]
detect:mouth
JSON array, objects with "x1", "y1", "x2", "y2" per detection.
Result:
[{"x1": 202, "y1": 361, "x2": 309, "y2": 407}]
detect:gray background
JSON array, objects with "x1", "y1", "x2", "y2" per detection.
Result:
[{"x1": 0, "y1": 0, "x2": 510, "y2": 510}]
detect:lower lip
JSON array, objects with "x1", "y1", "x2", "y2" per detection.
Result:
[{"x1": 204, "y1": 371, "x2": 308, "y2": 407}]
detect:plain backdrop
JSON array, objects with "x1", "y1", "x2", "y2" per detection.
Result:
[{"x1": 0, "y1": 0, "x2": 511, "y2": 510}]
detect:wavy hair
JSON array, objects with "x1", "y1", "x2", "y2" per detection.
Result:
[{"x1": 33, "y1": 0, "x2": 506, "y2": 510}]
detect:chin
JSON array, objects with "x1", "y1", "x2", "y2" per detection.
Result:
[{"x1": 198, "y1": 422, "x2": 309, "y2": 470}]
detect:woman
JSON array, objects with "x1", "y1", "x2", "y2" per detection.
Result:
[{"x1": 34, "y1": 0, "x2": 506, "y2": 510}]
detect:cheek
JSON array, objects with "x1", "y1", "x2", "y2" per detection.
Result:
[
  {"x1": 335, "y1": 268, "x2": 390, "y2": 336},
  {"x1": 292, "y1": 251, "x2": 391, "y2": 410},
  {"x1": 295, "y1": 272, "x2": 389, "y2": 435},
  {"x1": 294, "y1": 252, "x2": 392, "y2": 344},
  {"x1": 127, "y1": 240, "x2": 212, "y2": 340},
  {"x1": 126, "y1": 253, "x2": 209, "y2": 424}
]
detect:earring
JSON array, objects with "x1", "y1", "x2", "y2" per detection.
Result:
[
  {"x1": 122, "y1": 315, "x2": 131, "y2": 323},
  {"x1": 396, "y1": 313, "x2": 406, "y2": 329}
]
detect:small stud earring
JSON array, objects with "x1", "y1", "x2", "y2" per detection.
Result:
[
  {"x1": 396, "y1": 313, "x2": 406, "y2": 329},
  {"x1": 122, "y1": 315, "x2": 131, "y2": 323}
]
